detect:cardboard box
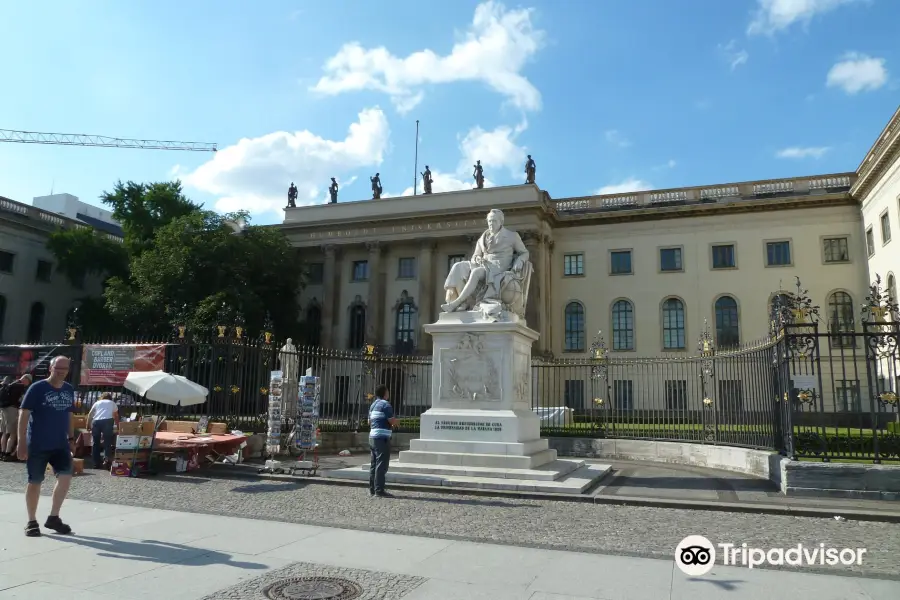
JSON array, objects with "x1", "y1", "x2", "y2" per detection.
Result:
[{"x1": 116, "y1": 435, "x2": 139, "y2": 450}]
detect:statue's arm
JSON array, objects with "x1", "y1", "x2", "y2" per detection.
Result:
[{"x1": 471, "y1": 236, "x2": 485, "y2": 263}]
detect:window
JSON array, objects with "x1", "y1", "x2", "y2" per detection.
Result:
[
  {"x1": 447, "y1": 254, "x2": 465, "y2": 272},
  {"x1": 305, "y1": 304, "x2": 321, "y2": 347},
  {"x1": 866, "y1": 228, "x2": 875, "y2": 257},
  {"x1": 307, "y1": 263, "x2": 324, "y2": 284},
  {"x1": 613, "y1": 380, "x2": 633, "y2": 411},
  {"x1": 35, "y1": 260, "x2": 52, "y2": 282},
  {"x1": 660, "y1": 247, "x2": 683, "y2": 272},
  {"x1": 348, "y1": 304, "x2": 366, "y2": 348},
  {"x1": 564, "y1": 380, "x2": 585, "y2": 409},
  {"x1": 564, "y1": 302, "x2": 586, "y2": 352},
  {"x1": 889, "y1": 274, "x2": 898, "y2": 305},
  {"x1": 610, "y1": 250, "x2": 632, "y2": 275},
  {"x1": 563, "y1": 253, "x2": 584, "y2": 276},
  {"x1": 766, "y1": 241, "x2": 791, "y2": 266},
  {"x1": 836, "y1": 379, "x2": 861, "y2": 412},
  {"x1": 0, "y1": 295, "x2": 6, "y2": 341},
  {"x1": 823, "y1": 237, "x2": 849, "y2": 263},
  {"x1": 27, "y1": 302, "x2": 45, "y2": 342},
  {"x1": 352, "y1": 260, "x2": 369, "y2": 281},
  {"x1": 718, "y1": 380, "x2": 743, "y2": 413},
  {"x1": 665, "y1": 380, "x2": 687, "y2": 410},
  {"x1": 662, "y1": 298, "x2": 686, "y2": 350},
  {"x1": 714, "y1": 296, "x2": 740, "y2": 348},
  {"x1": 395, "y1": 301, "x2": 416, "y2": 354},
  {"x1": 398, "y1": 257, "x2": 416, "y2": 279},
  {"x1": 881, "y1": 212, "x2": 892, "y2": 244},
  {"x1": 827, "y1": 291, "x2": 855, "y2": 347},
  {"x1": 611, "y1": 299, "x2": 634, "y2": 351},
  {"x1": 711, "y1": 244, "x2": 735, "y2": 269},
  {"x1": 0, "y1": 250, "x2": 13, "y2": 274}
]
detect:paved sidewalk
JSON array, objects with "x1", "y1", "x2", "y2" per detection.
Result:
[{"x1": 0, "y1": 491, "x2": 897, "y2": 599}]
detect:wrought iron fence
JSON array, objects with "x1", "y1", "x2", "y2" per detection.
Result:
[{"x1": 1, "y1": 279, "x2": 898, "y2": 462}]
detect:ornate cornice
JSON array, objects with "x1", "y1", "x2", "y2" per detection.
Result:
[{"x1": 853, "y1": 106, "x2": 900, "y2": 204}]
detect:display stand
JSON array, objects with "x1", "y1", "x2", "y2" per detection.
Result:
[
  {"x1": 288, "y1": 369, "x2": 320, "y2": 476},
  {"x1": 110, "y1": 417, "x2": 156, "y2": 477},
  {"x1": 266, "y1": 370, "x2": 284, "y2": 457}
]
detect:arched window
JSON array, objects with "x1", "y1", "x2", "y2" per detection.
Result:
[
  {"x1": 395, "y1": 301, "x2": 416, "y2": 354},
  {"x1": 348, "y1": 304, "x2": 366, "y2": 349},
  {"x1": 662, "y1": 298, "x2": 685, "y2": 350},
  {"x1": 564, "y1": 302, "x2": 585, "y2": 352},
  {"x1": 0, "y1": 294, "x2": 6, "y2": 342},
  {"x1": 306, "y1": 304, "x2": 322, "y2": 347},
  {"x1": 611, "y1": 300, "x2": 634, "y2": 351},
  {"x1": 715, "y1": 296, "x2": 740, "y2": 348},
  {"x1": 27, "y1": 302, "x2": 44, "y2": 342},
  {"x1": 828, "y1": 291, "x2": 855, "y2": 347}
]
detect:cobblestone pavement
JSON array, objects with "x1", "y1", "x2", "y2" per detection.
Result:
[{"x1": 1, "y1": 463, "x2": 898, "y2": 579}]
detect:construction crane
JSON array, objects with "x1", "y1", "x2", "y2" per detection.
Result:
[{"x1": 0, "y1": 128, "x2": 217, "y2": 152}]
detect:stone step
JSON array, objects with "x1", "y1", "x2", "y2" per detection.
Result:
[
  {"x1": 397, "y1": 448, "x2": 558, "y2": 470},
  {"x1": 409, "y1": 438, "x2": 549, "y2": 456},
  {"x1": 391, "y1": 459, "x2": 583, "y2": 481},
  {"x1": 321, "y1": 462, "x2": 612, "y2": 495}
]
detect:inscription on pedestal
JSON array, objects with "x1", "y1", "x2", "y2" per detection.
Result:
[{"x1": 434, "y1": 419, "x2": 504, "y2": 433}]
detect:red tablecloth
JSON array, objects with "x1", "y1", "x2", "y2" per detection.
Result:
[{"x1": 152, "y1": 432, "x2": 246, "y2": 453}]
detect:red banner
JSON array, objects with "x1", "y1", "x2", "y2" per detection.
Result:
[{"x1": 80, "y1": 344, "x2": 166, "y2": 386}]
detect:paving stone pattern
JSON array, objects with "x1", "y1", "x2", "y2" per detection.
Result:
[
  {"x1": 1, "y1": 464, "x2": 898, "y2": 578},
  {"x1": 200, "y1": 561, "x2": 426, "y2": 600}
]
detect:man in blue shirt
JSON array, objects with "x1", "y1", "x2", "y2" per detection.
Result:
[
  {"x1": 368, "y1": 384, "x2": 396, "y2": 498},
  {"x1": 17, "y1": 356, "x2": 76, "y2": 537}
]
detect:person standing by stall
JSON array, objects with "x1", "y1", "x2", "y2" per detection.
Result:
[
  {"x1": 86, "y1": 392, "x2": 119, "y2": 469},
  {"x1": 1, "y1": 374, "x2": 31, "y2": 461}
]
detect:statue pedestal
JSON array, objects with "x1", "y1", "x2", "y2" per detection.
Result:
[{"x1": 324, "y1": 311, "x2": 611, "y2": 494}]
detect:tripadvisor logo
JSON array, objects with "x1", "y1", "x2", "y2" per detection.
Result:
[{"x1": 675, "y1": 535, "x2": 867, "y2": 575}]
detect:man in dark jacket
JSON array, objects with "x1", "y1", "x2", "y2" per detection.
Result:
[{"x1": 1, "y1": 374, "x2": 31, "y2": 461}]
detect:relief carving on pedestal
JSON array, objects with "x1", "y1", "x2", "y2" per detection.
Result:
[
  {"x1": 513, "y1": 350, "x2": 530, "y2": 405},
  {"x1": 439, "y1": 333, "x2": 501, "y2": 402}
]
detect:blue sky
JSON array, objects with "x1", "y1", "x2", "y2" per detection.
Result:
[{"x1": 1, "y1": 0, "x2": 897, "y2": 225}]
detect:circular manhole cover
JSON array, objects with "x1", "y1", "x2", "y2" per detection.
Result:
[{"x1": 262, "y1": 576, "x2": 364, "y2": 600}]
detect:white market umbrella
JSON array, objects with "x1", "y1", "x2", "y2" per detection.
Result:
[{"x1": 124, "y1": 371, "x2": 209, "y2": 407}]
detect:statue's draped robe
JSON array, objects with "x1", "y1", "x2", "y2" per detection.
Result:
[{"x1": 444, "y1": 226, "x2": 531, "y2": 315}]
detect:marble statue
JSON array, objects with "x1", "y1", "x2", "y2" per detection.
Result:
[
  {"x1": 442, "y1": 208, "x2": 533, "y2": 320},
  {"x1": 328, "y1": 178, "x2": 339, "y2": 203},
  {"x1": 279, "y1": 338, "x2": 300, "y2": 417},
  {"x1": 421, "y1": 166, "x2": 433, "y2": 194},
  {"x1": 473, "y1": 160, "x2": 485, "y2": 189},
  {"x1": 370, "y1": 173, "x2": 383, "y2": 199},
  {"x1": 525, "y1": 155, "x2": 536, "y2": 184},
  {"x1": 287, "y1": 182, "x2": 298, "y2": 208}
]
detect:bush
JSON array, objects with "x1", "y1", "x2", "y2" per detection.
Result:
[
  {"x1": 794, "y1": 431, "x2": 900, "y2": 459},
  {"x1": 888, "y1": 421, "x2": 900, "y2": 435}
]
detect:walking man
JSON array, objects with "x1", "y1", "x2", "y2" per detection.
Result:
[
  {"x1": 86, "y1": 392, "x2": 119, "y2": 469},
  {"x1": 17, "y1": 356, "x2": 76, "y2": 537},
  {"x1": 368, "y1": 384, "x2": 397, "y2": 498},
  {"x1": 1, "y1": 374, "x2": 31, "y2": 461}
]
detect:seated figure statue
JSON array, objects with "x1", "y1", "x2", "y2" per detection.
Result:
[{"x1": 442, "y1": 208, "x2": 533, "y2": 320}]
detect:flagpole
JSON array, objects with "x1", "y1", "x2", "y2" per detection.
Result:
[{"x1": 413, "y1": 120, "x2": 419, "y2": 196}]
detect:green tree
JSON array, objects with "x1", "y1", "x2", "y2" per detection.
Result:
[
  {"x1": 104, "y1": 210, "x2": 303, "y2": 338},
  {"x1": 100, "y1": 180, "x2": 202, "y2": 255}
]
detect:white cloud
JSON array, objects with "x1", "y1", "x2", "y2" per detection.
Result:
[
  {"x1": 719, "y1": 40, "x2": 749, "y2": 70},
  {"x1": 747, "y1": 0, "x2": 862, "y2": 35},
  {"x1": 604, "y1": 129, "x2": 632, "y2": 148},
  {"x1": 311, "y1": 1, "x2": 545, "y2": 113},
  {"x1": 776, "y1": 146, "x2": 831, "y2": 159},
  {"x1": 177, "y1": 107, "x2": 390, "y2": 216},
  {"x1": 595, "y1": 178, "x2": 652, "y2": 195},
  {"x1": 826, "y1": 52, "x2": 888, "y2": 94},
  {"x1": 653, "y1": 159, "x2": 677, "y2": 170},
  {"x1": 385, "y1": 120, "x2": 525, "y2": 197}
]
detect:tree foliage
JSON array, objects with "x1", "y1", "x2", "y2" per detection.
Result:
[{"x1": 46, "y1": 179, "x2": 306, "y2": 340}]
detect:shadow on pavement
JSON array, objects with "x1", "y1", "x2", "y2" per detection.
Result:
[
  {"x1": 689, "y1": 578, "x2": 745, "y2": 591},
  {"x1": 53, "y1": 535, "x2": 267, "y2": 569},
  {"x1": 230, "y1": 481, "x2": 309, "y2": 494}
]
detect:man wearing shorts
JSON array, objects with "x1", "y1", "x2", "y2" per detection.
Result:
[{"x1": 17, "y1": 356, "x2": 76, "y2": 537}]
